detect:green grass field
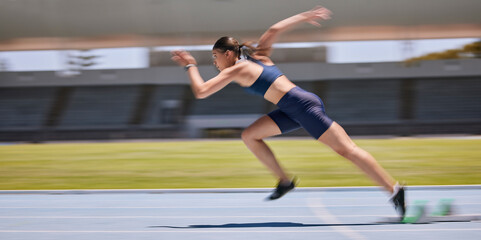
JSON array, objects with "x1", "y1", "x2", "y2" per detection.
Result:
[{"x1": 0, "y1": 138, "x2": 480, "y2": 190}]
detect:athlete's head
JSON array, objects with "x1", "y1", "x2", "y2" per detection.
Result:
[{"x1": 212, "y1": 36, "x2": 242, "y2": 71}]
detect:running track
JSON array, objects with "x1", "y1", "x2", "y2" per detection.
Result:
[{"x1": 1, "y1": 186, "x2": 480, "y2": 240}]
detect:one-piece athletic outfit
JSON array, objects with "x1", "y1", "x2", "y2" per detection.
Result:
[{"x1": 243, "y1": 56, "x2": 333, "y2": 139}]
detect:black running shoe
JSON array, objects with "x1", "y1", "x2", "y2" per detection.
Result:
[
  {"x1": 266, "y1": 178, "x2": 297, "y2": 201},
  {"x1": 390, "y1": 185, "x2": 406, "y2": 218}
]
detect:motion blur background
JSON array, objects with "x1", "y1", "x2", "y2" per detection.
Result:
[{"x1": 1, "y1": 0, "x2": 480, "y2": 142}]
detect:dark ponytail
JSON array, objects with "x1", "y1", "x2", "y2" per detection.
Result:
[{"x1": 239, "y1": 42, "x2": 257, "y2": 58}]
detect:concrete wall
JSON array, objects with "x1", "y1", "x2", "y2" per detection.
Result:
[{"x1": 1, "y1": 59, "x2": 480, "y2": 87}]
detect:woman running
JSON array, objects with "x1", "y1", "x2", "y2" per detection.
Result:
[{"x1": 171, "y1": 6, "x2": 406, "y2": 217}]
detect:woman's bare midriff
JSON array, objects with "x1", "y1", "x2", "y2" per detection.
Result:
[{"x1": 264, "y1": 75, "x2": 296, "y2": 104}]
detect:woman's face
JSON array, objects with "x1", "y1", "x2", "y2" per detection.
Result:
[{"x1": 212, "y1": 49, "x2": 234, "y2": 71}]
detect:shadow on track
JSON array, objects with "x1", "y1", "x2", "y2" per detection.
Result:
[{"x1": 151, "y1": 221, "x2": 403, "y2": 229}]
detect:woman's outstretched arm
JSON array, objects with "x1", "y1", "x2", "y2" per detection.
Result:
[
  {"x1": 256, "y1": 6, "x2": 332, "y2": 56},
  {"x1": 171, "y1": 50, "x2": 239, "y2": 99}
]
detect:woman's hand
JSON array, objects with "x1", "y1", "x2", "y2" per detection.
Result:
[
  {"x1": 171, "y1": 50, "x2": 197, "y2": 67},
  {"x1": 301, "y1": 5, "x2": 332, "y2": 27}
]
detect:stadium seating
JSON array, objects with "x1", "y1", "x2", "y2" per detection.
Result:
[
  {"x1": 58, "y1": 86, "x2": 140, "y2": 129},
  {"x1": 326, "y1": 79, "x2": 400, "y2": 124},
  {"x1": 142, "y1": 85, "x2": 187, "y2": 126},
  {"x1": 0, "y1": 59, "x2": 480, "y2": 141},
  {"x1": 416, "y1": 78, "x2": 481, "y2": 121},
  {"x1": 0, "y1": 87, "x2": 56, "y2": 129}
]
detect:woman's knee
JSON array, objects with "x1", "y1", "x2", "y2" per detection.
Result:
[
  {"x1": 333, "y1": 143, "x2": 357, "y2": 158},
  {"x1": 242, "y1": 116, "x2": 281, "y2": 143},
  {"x1": 241, "y1": 128, "x2": 258, "y2": 143}
]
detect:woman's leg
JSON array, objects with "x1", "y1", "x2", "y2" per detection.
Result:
[
  {"x1": 318, "y1": 122, "x2": 396, "y2": 193},
  {"x1": 241, "y1": 115, "x2": 291, "y2": 183}
]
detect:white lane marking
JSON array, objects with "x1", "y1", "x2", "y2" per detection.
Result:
[
  {"x1": 2, "y1": 202, "x2": 480, "y2": 209},
  {"x1": 0, "y1": 215, "x2": 392, "y2": 219},
  {"x1": 0, "y1": 197, "x2": 478, "y2": 206},
  {"x1": 0, "y1": 229, "x2": 479, "y2": 233},
  {"x1": 307, "y1": 195, "x2": 368, "y2": 240},
  {"x1": 2, "y1": 213, "x2": 480, "y2": 219},
  {"x1": 0, "y1": 205, "x2": 371, "y2": 209}
]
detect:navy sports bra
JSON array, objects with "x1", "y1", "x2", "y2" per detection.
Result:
[{"x1": 243, "y1": 55, "x2": 284, "y2": 96}]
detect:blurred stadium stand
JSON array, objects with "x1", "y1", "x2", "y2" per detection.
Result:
[
  {"x1": 1, "y1": 58, "x2": 480, "y2": 141},
  {"x1": 57, "y1": 86, "x2": 139, "y2": 128},
  {"x1": 0, "y1": 87, "x2": 56, "y2": 129}
]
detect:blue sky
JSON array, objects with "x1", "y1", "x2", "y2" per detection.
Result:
[{"x1": 0, "y1": 38, "x2": 477, "y2": 72}]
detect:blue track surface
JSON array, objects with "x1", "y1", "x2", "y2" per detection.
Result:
[{"x1": 1, "y1": 186, "x2": 480, "y2": 240}]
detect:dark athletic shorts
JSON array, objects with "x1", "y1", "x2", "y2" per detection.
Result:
[{"x1": 267, "y1": 87, "x2": 333, "y2": 139}]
